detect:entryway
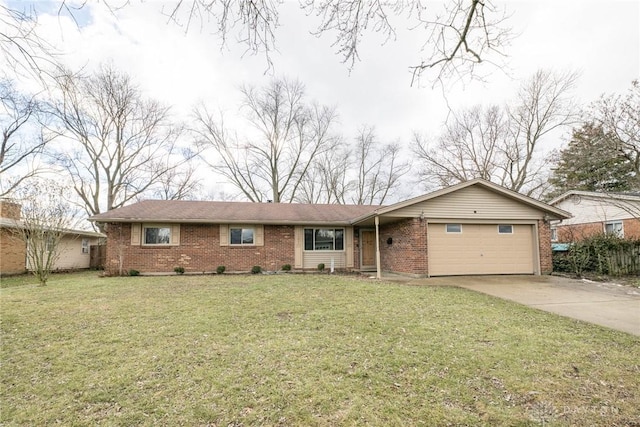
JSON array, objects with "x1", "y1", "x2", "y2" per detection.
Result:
[{"x1": 360, "y1": 229, "x2": 376, "y2": 271}]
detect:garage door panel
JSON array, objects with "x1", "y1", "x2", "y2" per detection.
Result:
[{"x1": 428, "y1": 224, "x2": 534, "y2": 276}]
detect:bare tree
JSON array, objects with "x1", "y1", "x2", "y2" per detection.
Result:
[
  {"x1": 592, "y1": 80, "x2": 640, "y2": 187},
  {"x1": 11, "y1": 180, "x2": 79, "y2": 285},
  {"x1": 413, "y1": 105, "x2": 505, "y2": 188},
  {"x1": 0, "y1": 79, "x2": 51, "y2": 197},
  {"x1": 349, "y1": 126, "x2": 411, "y2": 204},
  {"x1": 48, "y1": 65, "x2": 199, "y2": 230},
  {"x1": 296, "y1": 143, "x2": 350, "y2": 204},
  {"x1": 501, "y1": 69, "x2": 578, "y2": 195},
  {"x1": 413, "y1": 69, "x2": 577, "y2": 197},
  {"x1": 296, "y1": 125, "x2": 410, "y2": 205},
  {"x1": 0, "y1": 5, "x2": 58, "y2": 83},
  {"x1": 194, "y1": 77, "x2": 340, "y2": 203},
  {"x1": 152, "y1": 164, "x2": 203, "y2": 201},
  {"x1": 165, "y1": 0, "x2": 511, "y2": 83},
  {"x1": 4, "y1": 1, "x2": 511, "y2": 84}
]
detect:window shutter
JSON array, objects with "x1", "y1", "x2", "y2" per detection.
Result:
[
  {"x1": 131, "y1": 223, "x2": 141, "y2": 245},
  {"x1": 219, "y1": 225, "x2": 229, "y2": 246},
  {"x1": 345, "y1": 227, "x2": 354, "y2": 268},
  {"x1": 255, "y1": 225, "x2": 264, "y2": 246},
  {"x1": 171, "y1": 224, "x2": 181, "y2": 245}
]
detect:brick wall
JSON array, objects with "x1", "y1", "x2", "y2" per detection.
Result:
[
  {"x1": 104, "y1": 223, "x2": 296, "y2": 274},
  {"x1": 0, "y1": 201, "x2": 21, "y2": 220},
  {"x1": 379, "y1": 218, "x2": 428, "y2": 276},
  {"x1": 537, "y1": 220, "x2": 553, "y2": 274},
  {"x1": 0, "y1": 228, "x2": 26, "y2": 275},
  {"x1": 555, "y1": 218, "x2": 640, "y2": 242},
  {"x1": 623, "y1": 218, "x2": 640, "y2": 239},
  {"x1": 556, "y1": 222, "x2": 604, "y2": 243}
]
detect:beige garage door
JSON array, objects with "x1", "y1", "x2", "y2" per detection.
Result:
[{"x1": 428, "y1": 223, "x2": 535, "y2": 276}]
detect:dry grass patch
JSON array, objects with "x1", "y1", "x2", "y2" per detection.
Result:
[{"x1": 1, "y1": 272, "x2": 639, "y2": 426}]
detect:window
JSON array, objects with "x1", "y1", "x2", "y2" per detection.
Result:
[
  {"x1": 82, "y1": 238, "x2": 89, "y2": 253},
  {"x1": 551, "y1": 228, "x2": 558, "y2": 242},
  {"x1": 144, "y1": 226, "x2": 172, "y2": 245},
  {"x1": 230, "y1": 228, "x2": 254, "y2": 245},
  {"x1": 498, "y1": 224, "x2": 513, "y2": 234},
  {"x1": 304, "y1": 228, "x2": 344, "y2": 251},
  {"x1": 604, "y1": 221, "x2": 623, "y2": 237},
  {"x1": 446, "y1": 224, "x2": 462, "y2": 233}
]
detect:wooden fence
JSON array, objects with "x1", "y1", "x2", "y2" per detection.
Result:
[
  {"x1": 596, "y1": 245, "x2": 640, "y2": 275},
  {"x1": 90, "y1": 245, "x2": 106, "y2": 269}
]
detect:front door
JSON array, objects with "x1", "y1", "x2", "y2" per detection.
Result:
[{"x1": 360, "y1": 230, "x2": 376, "y2": 270}]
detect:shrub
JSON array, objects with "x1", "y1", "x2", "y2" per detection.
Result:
[
  {"x1": 216, "y1": 265, "x2": 226, "y2": 274},
  {"x1": 174, "y1": 266, "x2": 185, "y2": 274},
  {"x1": 281, "y1": 264, "x2": 292, "y2": 271},
  {"x1": 251, "y1": 265, "x2": 262, "y2": 274},
  {"x1": 128, "y1": 269, "x2": 140, "y2": 276},
  {"x1": 317, "y1": 263, "x2": 325, "y2": 272},
  {"x1": 558, "y1": 234, "x2": 640, "y2": 277},
  {"x1": 552, "y1": 251, "x2": 572, "y2": 273}
]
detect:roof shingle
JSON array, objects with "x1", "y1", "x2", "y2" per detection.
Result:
[{"x1": 89, "y1": 200, "x2": 380, "y2": 225}]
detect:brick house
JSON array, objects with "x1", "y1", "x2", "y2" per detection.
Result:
[
  {"x1": 89, "y1": 179, "x2": 570, "y2": 277},
  {"x1": 548, "y1": 191, "x2": 640, "y2": 243},
  {"x1": 0, "y1": 201, "x2": 105, "y2": 275}
]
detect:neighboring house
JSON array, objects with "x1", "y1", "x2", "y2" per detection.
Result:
[
  {"x1": 549, "y1": 191, "x2": 640, "y2": 243},
  {"x1": 0, "y1": 201, "x2": 106, "y2": 275},
  {"x1": 90, "y1": 179, "x2": 570, "y2": 278}
]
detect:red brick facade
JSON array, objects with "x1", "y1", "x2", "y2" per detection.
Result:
[
  {"x1": 555, "y1": 218, "x2": 640, "y2": 243},
  {"x1": 104, "y1": 223, "x2": 295, "y2": 275},
  {"x1": 625, "y1": 218, "x2": 640, "y2": 239},
  {"x1": 537, "y1": 220, "x2": 553, "y2": 274},
  {"x1": 0, "y1": 229, "x2": 26, "y2": 275},
  {"x1": 104, "y1": 218, "x2": 553, "y2": 276},
  {"x1": 0, "y1": 201, "x2": 21, "y2": 220},
  {"x1": 379, "y1": 218, "x2": 429, "y2": 276},
  {"x1": 0, "y1": 201, "x2": 26, "y2": 275}
]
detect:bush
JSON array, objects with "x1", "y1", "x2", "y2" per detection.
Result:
[
  {"x1": 174, "y1": 266, "x2": 185, "y2": 274},
  {"x1": 216, "y1": 265, "x2": 226, "y2": 274},
  {"x1": 251, "y1": 265, "x2": 262, "y2": 274},
  {"x1": 552, "y1": 251, "x2": 572, "y2": 273},
  {"x1": 557, "y1": 234, "x2": 640, "y2": 277},
  {"x1": 281, "y1": 264, "x2": 292, "y2": 271},
  {"x1": 317, "y1": 263, "x2": 325, "y2": 272},
  {"x1": 128, "y1": 269, "x2": 140, "y2": 276}
]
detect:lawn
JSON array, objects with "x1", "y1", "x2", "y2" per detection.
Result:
[{"x1": 1, "y1": 272, "x2": 639, "y2": 426}]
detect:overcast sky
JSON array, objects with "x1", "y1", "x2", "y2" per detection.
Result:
[{"x1": 4, "y1": 0, "x2": 639, "y2": 200}]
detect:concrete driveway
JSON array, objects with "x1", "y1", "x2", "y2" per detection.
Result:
[{"x1": 398, "y1": 275, "x2": 640, "y2": 336}]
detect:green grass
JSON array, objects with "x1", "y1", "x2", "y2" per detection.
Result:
[{"x1": 1, "y1": 272, "x2": 639, "y2": 426}]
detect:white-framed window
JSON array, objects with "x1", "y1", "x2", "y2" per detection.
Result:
[
  {"x1": 82, "y1": 238, "x2": 89, "y2": 253},
  {"x1": 144, "y1": 226, "x2": 172, "y2": 245},
  {"x1": 498, "y1": 224, "x2": 513, "y2": 234},
  {"x1": 604, "y1": 221, "x2": 623, "y2": 237},
  {"x1": 132, "y1": 223, "x2": 179, "y2": 246},
  {"x1": 550, "y1": 227, "x2": 558, "y2": 242},
  {"x1": 304, "y1": 228, "x2": 344, "y2": 251},
  {"x1": 446, "y1": 224, "x2": 462, "y2": 233},
  {"x1": 230, "y1": 227, "x2": 255, "y2": 245}
]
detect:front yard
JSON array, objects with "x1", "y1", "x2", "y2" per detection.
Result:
[{"x1": 1, "y1": 272, "x2": 638, "y2": 426}]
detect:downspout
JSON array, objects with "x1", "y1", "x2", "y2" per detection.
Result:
[{"x1": 375, "y1": 215, "x2": 381, "y2": 279}]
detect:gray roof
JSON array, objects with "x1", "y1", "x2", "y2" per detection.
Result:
[
  {"x1": 90, "y1": 179, "x2": 571, "y2": 225},
  {"x1": 549, "y1": 190, "x2": 640, "y2": 205},
  {"x1": 89, "y1": 200, "x2": 380, "y2": 225},
  {"x1": 0, "y1": 218, "x2": 105, "y2": 238}
]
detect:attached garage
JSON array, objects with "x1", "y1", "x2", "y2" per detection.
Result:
[
  {"x1": 351, "y1": 179, "x2": 571, "y2": 278},
  {"x1": 427, "y1": 223, "x2": 535, "y2": 276}
]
